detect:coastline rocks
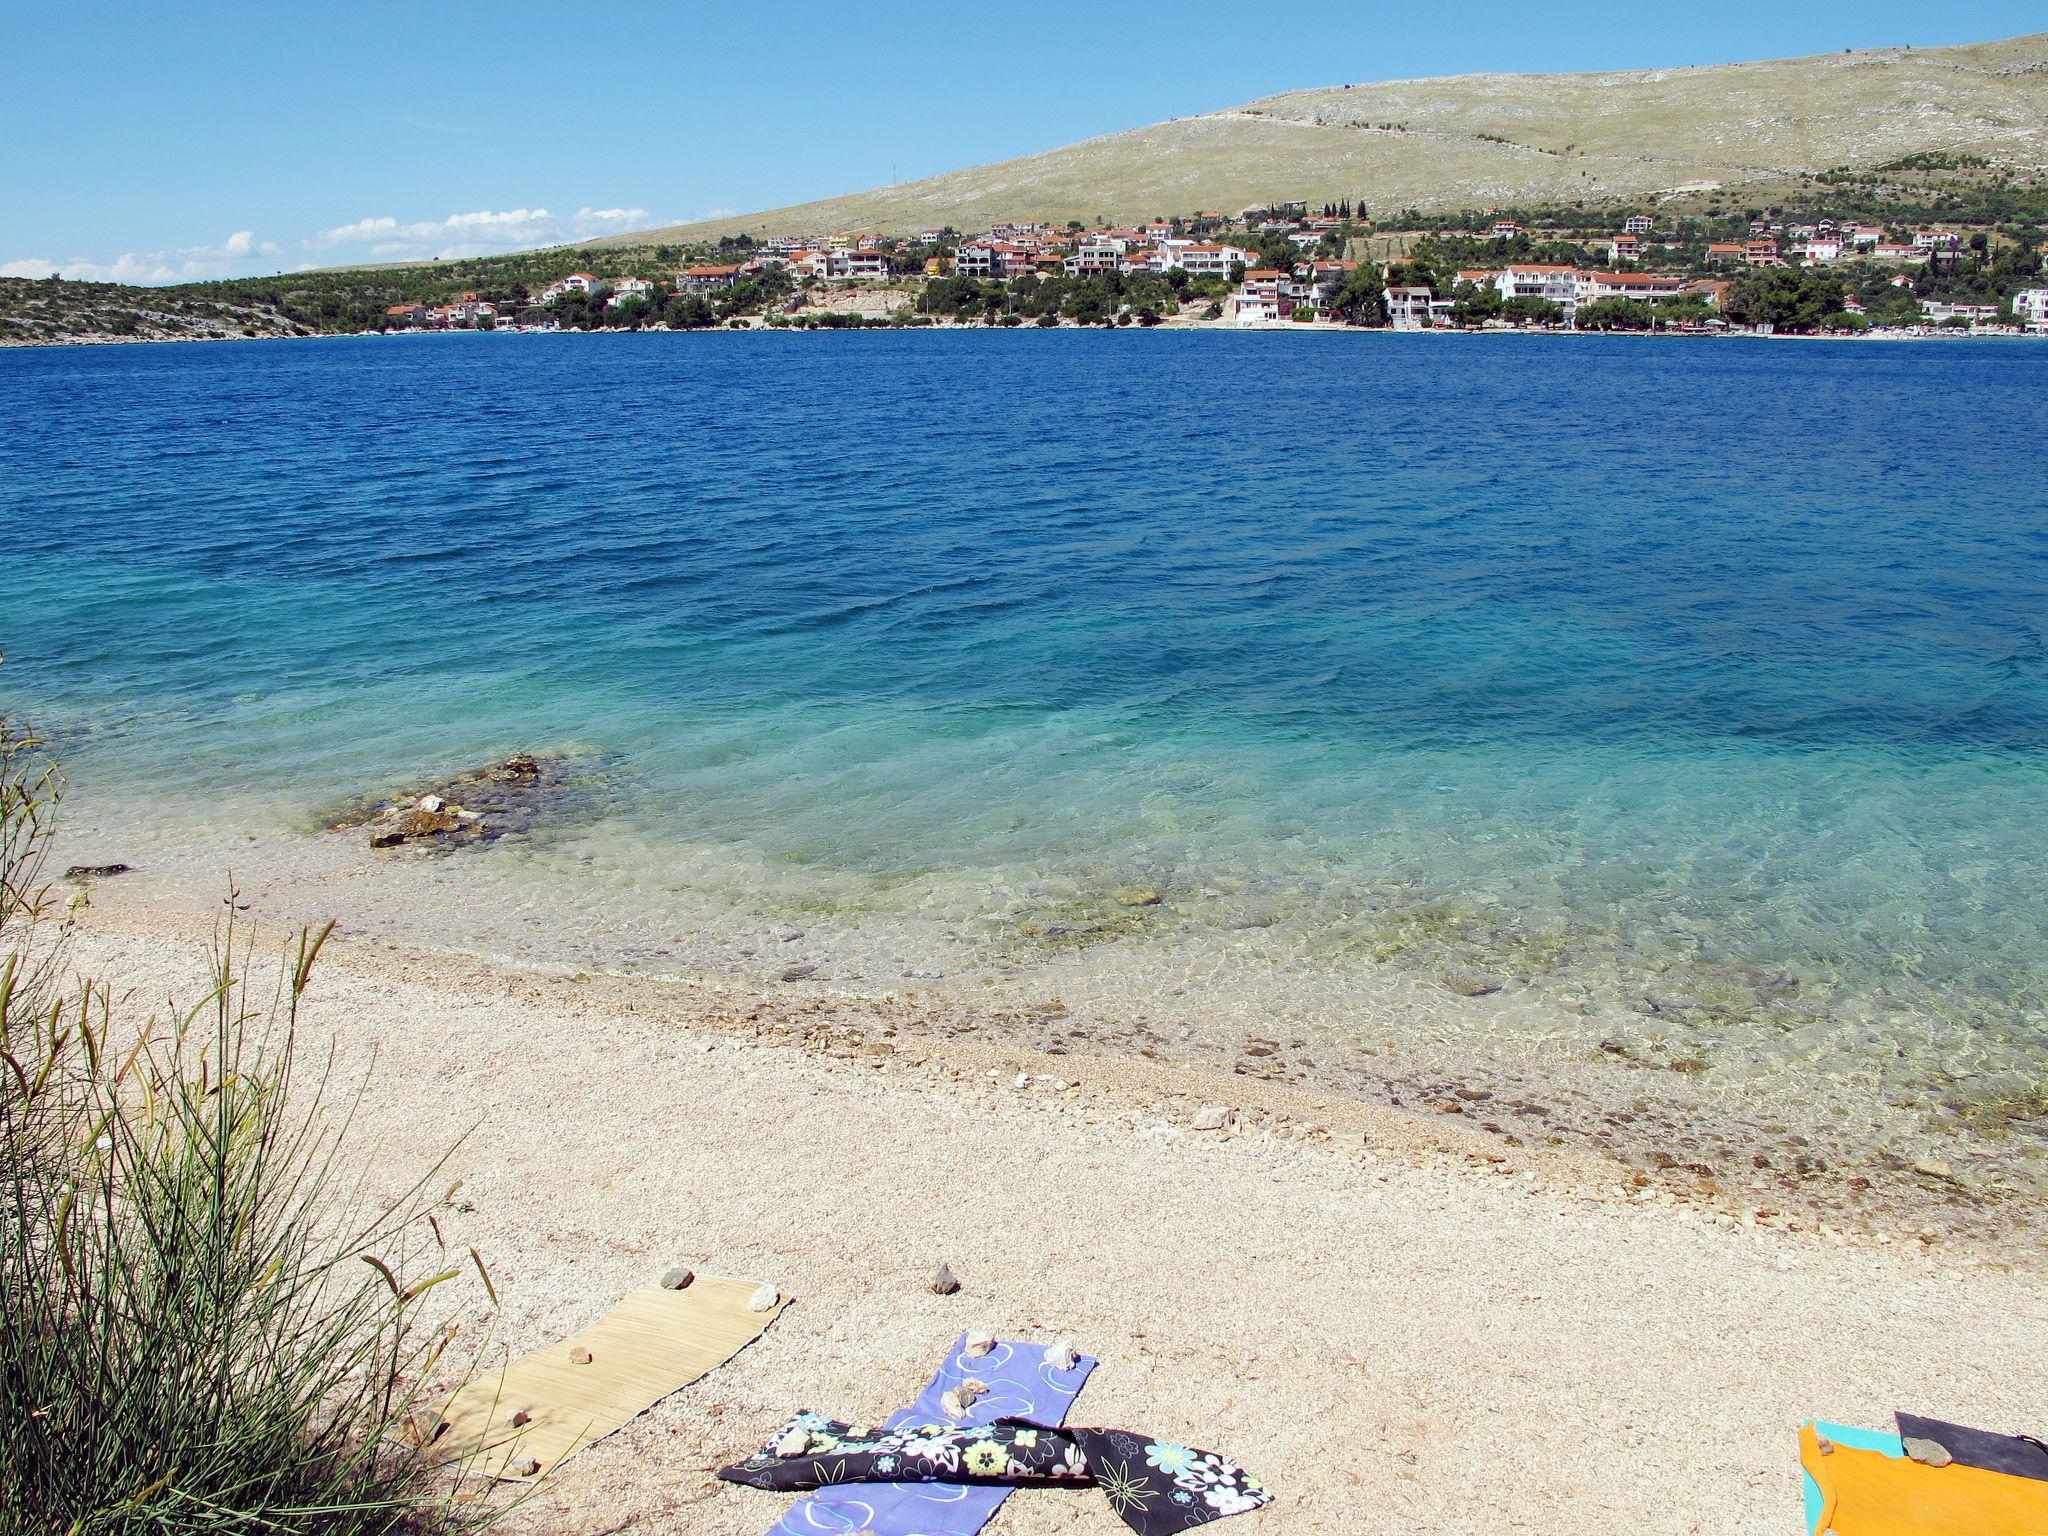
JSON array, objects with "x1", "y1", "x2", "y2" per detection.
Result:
[
  {"x1": 1113, "y1": 886, "x2": 1163, "y2": 907},
  {"x1": 65, "y1": 863, "x2": 132, "y2": 880},
  {"x1": 329, "y1": 751, "x2": 576, "y2": 854}
]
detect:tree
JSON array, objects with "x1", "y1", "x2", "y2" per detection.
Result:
[
  {"x1": 1500, "y1": 294, "x2": 1562, "y2": 326},
  {"x1": 1327, "y1": 264, "x2": 1386, "y2": 325}
]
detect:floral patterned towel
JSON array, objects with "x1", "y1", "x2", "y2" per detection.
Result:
[
  {"x1": 720, "y1": 1414, "x2": 1272, "y2": 1534},
  {"x1": 761, "y1": 1335, "x2": 1095, "y2": 1536}
]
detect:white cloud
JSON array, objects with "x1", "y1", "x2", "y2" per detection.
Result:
[
  {"x1": 305, "y1": 206, "x2": 565, "y2": 261},
  {"x1": 0, "y1": 231, "x2": 283, "y2": 285},
  {"x1": 572, "y1": 205, "x2": 649, "y2": 236},
  {"x1": 7, "y1": 199, "x2": 667, "y2": 286}
]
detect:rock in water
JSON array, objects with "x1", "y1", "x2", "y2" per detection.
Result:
[
  {"x1": 1113, "y1": 886, "x2": 1162, "y2": 907},
  {"x1": 748, "y1": 1284, "x2": 780, "y2": 1312},
  {"x1": 1442, "y1": 968, "x2": 1504, "y2": 998},
  {"x1": 928, "y1": 1262, "x2": 960, "y2": 1295},
  {"x1": 64, "y1": 863, "x2": 132, "y2": 880},
  {"x1": 661, "y1": 1266, "x2": 696, "y2": 1291}
]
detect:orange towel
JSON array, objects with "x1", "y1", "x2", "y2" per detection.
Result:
[{"x1": 1801, "y1": 1422, "x2": 2048, "y2": 1536}]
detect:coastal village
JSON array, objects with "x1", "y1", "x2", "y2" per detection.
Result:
[{"x1": 378, "y1": 203, "x2": 2048, "y2": 335}]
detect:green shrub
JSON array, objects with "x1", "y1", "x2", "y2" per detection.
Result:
[{"x1": 0, "y1": 714, "x2": 491, "y2": 1535}]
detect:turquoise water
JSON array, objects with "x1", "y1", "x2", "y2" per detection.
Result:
[{"x1": 3, "y1": 331, "x2": 2046, "y2": 1177}]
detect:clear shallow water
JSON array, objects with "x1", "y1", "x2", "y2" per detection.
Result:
[{"x1": 4, "y1": 331, "x2": 2047, "y2": 1185}]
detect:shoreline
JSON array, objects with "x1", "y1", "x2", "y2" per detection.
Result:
[
  {"x1": 56, "y1": 810, "x2": 2048, "y2": 1260},
  {"x1": 53, "y1": 896, "x2": 2048, "y2": 1534}
]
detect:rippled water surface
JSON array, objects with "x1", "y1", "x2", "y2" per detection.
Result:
[{"x1": 4, "y1": 331, "x2": 2046, "y2": 1187}]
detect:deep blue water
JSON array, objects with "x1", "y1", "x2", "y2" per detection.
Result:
[{"x1": 3, "y1": 330, "x2": 2046, "y2": 1090}]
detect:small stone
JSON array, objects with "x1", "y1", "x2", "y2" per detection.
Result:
[
  {"x1": 1912, "y1": 1157, "x2": 1955, "y2": 1181},
  {"x1": 1903, "y1": 1437, "x2": 1952, "y2": 1467},
  {"x1": 929, "y1": 1263, "x2": 961, "y2": 1295},
  {"x1": 1191, "y1": 1104, "x2": 1234, "y2": 1132},
  {"x1": 780, "y1": 964, "x2": 817, "y2": 983},
  {"x1": 514, "y1": 1456, "x2": 543, "y2": 1477},
  {"x1": 662, "y1": 1266, "x2": 695, "y2": 1290},
  {"x1": 569, "y1": 1346, "x2": 593, "y2": 1365},
  {"x1": 963, "y1": 1329, "x2": 995, "y2": 1358},
  {"x1": 370, "y1": 830, "x2": 405, "y2": 849},
  {"x1": 940, "y1": 1388, "x2": 968, "y2": 1419},
  {"x1": 418, "y1": 794, "x2": 445, "y2": 813},
  {"x1": 1814, "y1": 1432, "x2": 1835, "y2": 1457},
  {"x1": 1045, "y1": 1338, "x2": 1078, "y2": 1372},
  {"x1": 502, "y1": 753, "x2": 541, "y2": 778},
  {"x1": 957, "y1": 1378, "x2": 987, "y2": 1406},
  {"x1": 1113, "y1": 886, "x2": 1162, "y2": 907},
  {"x1": 508, "y1": 1409, "x2": 532, "y2": 1427},
  {"x1": 748, "y1": 1284, "x2": 780, "y2": 1312},
  {"x1": 774, "y1": 1427, "x2": 812, "y2": 1458},
  {"x1": 1012, "y1": 1072, "x2": 1031, "y2": 1089},
  {"x1": 1442, "y1": 969, "x2": 1503, "y2": 998}
]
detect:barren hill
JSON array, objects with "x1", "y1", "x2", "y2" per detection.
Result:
[{"x1": 601, "y1": 32, "x2": 2048, "y2": 243}]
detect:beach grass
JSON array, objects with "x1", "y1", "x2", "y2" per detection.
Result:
[{"x1": 0, "y1": 712, "x2": 490, "y2": 1535}]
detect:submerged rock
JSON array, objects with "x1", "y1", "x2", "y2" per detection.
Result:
[
  {"x1": 1113, "y1": 886, "x2": 1163, "y2": 907},
  {"x1": 64, "y1": 863, "x2": 132, "y2": 880},
  {"x1": 1441, "y1": 968, "x2": 1504, "y2": 998}
]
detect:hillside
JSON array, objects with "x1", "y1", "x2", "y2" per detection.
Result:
[{"x1": 602, "y1": 32, "x2": 2048, "y2": 242}]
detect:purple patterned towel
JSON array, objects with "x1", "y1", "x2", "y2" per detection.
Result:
[{"x1": 761, "y1": 1335, "x2": 1095, "y2": 1536}]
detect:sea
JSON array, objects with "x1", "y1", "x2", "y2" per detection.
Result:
[{"x1": 4, "y1": 329, "x2": 2045, "y2": 1211}]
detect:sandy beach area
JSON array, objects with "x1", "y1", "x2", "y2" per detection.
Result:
[{"x1": 56, "y1": 899, "x2": 2048, "y2": 1536}]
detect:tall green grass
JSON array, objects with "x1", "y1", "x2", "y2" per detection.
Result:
[{"x1": 0, "y1": 709, "x2": 493, "y2": 1533}]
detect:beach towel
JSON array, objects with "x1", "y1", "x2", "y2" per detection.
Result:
[
  {"x1": 433, "y1": 1275, "x2": 788, "y2": 1481},
  {"x1": 761, "y1": 1335, "x2": 1095, "y2": 1536},
  {"x1": 723, "y1": 1414, "x2": 1272, "y2": 1534},
  {"x1": 1895, "y1": 1412, "x2": 2048, "y2": 1482},
  {"x1": 1799, "y1": 1421, "x2": 2048, "y2": 1536}
]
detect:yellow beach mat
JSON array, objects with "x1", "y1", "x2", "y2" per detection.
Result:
[
  {"x1": 435, "y1": 1275, "x2": 788, "y2": 1481},
  {"x1": 1800, "y1": 1422, "x2": 2048, "y2": 1536}
]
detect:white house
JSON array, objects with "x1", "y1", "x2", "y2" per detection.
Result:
[
  {"x1": 1162, "y1": 242, "x2": 1250, "y2": 276},
  {"x1": 1921, "y1": 300, "x2": 1999, "y2": 326},
  {"x1": 1489, "y1": 264, "x2": 1582, "y2": 315},
  {"x1": 605, "y1": 277, "x2": 656, "y2": 307},
  {"x1": 1235, "y1": 271, "x2": 1294, "y2": 323},
  {"x1": 1623, "y1": 214, "x2": 1655, "y2": 235},
  {"x1": 1578, "y1": 271, "x2": 1690, "y2": 306},
  {"x1": 828, "y1": 249, "x2": 892, "y2": 281},
  {"x1": 1384, "y1": 285, "x2": 1441, "y2": 328},
  {"x1": 2013, "y1": 288, "x2": 2048, "y2": 331},
  {"x1": 541, "y1": 272, "x2": 608, "y2": 303}
]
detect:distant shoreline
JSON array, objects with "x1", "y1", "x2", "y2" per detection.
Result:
[{"x1": 6, "y1": 321, "x2": 2043, "y2": 351}]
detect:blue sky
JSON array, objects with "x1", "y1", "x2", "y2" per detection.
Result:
[{"x1": 4, "y1": 1, "x2": 2038, "y2": 283}]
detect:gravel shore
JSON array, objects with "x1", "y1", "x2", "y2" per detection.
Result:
[{"x1": 57, "y1": 904, "x2": 2048, "y2": 1535}]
